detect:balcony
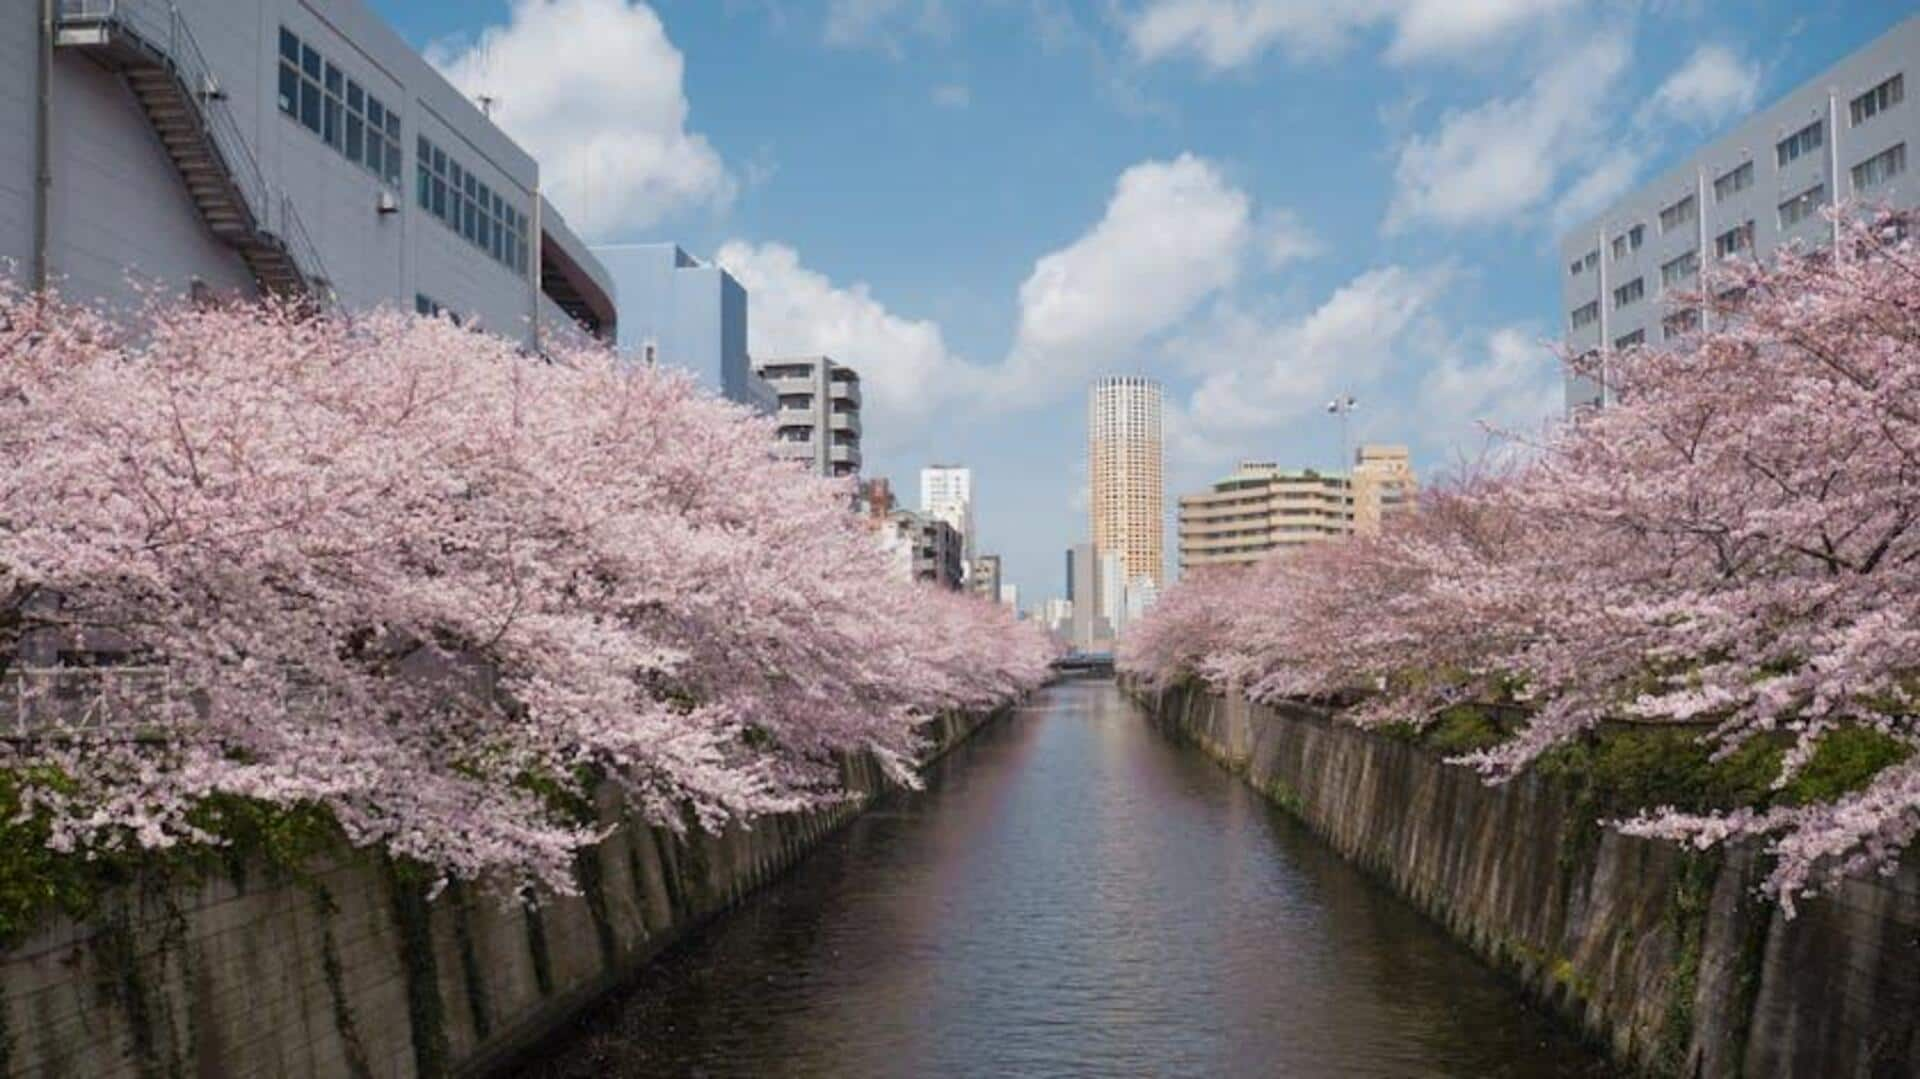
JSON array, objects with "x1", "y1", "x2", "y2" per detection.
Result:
[
  {"x1": 831, "y1": 443, "x2": 862, "y2": 469},
  {"x1": 830, "y1": 409, "x2": 862, "y2": 436}
]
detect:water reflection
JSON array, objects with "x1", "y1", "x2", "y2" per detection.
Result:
[{"x1": 526, "y1": 680, "x2": 1615, "y2": 1078}]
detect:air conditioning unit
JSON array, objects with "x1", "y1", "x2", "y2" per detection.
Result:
[{"x1": 377, "y1": 190, "x2": 399, "y2": 216}]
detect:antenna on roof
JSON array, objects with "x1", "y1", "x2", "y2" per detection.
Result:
[{"x1": 476, "y1": 94, "x2": 498, "y2": 119}]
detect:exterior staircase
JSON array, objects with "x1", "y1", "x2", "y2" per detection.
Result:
[{"x1": 53, "y1": 0, "x2": 332, "y2": 309}]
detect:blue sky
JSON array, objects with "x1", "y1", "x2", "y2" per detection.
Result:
[{"x1": 374, "y1": 0, "x2": 1909, "y2": 606}]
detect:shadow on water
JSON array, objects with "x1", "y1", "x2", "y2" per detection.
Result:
[{"x1": 523, "y1": 679, "x2": 1619, "y2": 1078}]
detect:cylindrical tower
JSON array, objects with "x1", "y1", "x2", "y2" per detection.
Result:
[{"x1": 1088, "y1": 375, "x2": 1164, "y2": 588}]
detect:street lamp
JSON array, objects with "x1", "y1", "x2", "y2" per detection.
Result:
[{"x1": 1325, "y1": 394, "x2": 1358, "y2": 472}]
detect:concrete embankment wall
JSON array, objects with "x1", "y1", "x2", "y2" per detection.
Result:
[
  {"x1": 0, "y1": 709, "x2": 1000, "y2": 1079},
  {"x1": 1133, "y1": 681, "x2": 1920, "y2": 1079}
]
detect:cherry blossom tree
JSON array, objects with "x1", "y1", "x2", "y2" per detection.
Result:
[
  {"x1": 0, "y1": 288, "x2": 1049, "y2": 895},
  {"x1": 1122, "y1": 210, "x2": 1918, "y2": 909}
]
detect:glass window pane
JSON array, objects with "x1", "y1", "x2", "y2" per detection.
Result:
[
  {"x1": 478, "y1": 211, "x2": 491, "y2": 250},
  {"x1": 278, "y1": 64, "x2": 298, "y2": 116},
  {"x1": 450, "y1": 161, "x2": 463, "y2": 189},
  {"x1": 280, "y1": 28, "x2": 299, "y2": 63},
  {"x1": 432, "y1": 147, "x2": 445, "y2": 175},
  {"x1": 347, "y1": 81, "x2": 363, "y2": 114},
  {"x1": 324, "y1": 99, "x2": 341, "y2": 149},
  {"x1": 324, "y1": 63, "x2": 342, "y2": 97},
  {"x1": 364, "y1": 131, "x2": 381, "y2": 174},
  {"x1": 432, "y1": 176, "x2": 446, "y2": 220},
  {"x1": 300, "y1": 80, "x2": 321, "y2": 133},
  {"x1": 301, "y1": 44, "x2": 320, "y2": 80},
  {"x1": 385, "y1": 111, "x2": 400, "y2": 139},
  {"x1": 345, "y1": 114, "x2": 363, "y2": 162},
  {"x1": 384, "y1": 147, "x2": 399, "y2": 187},
  {"x1": 418, "y1": 163, "x2": 431, "y2": 208}
]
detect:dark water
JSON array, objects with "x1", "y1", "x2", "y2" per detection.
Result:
[{"x1": 528, "y1": 679, "x2": 1616, "y2": 1078}]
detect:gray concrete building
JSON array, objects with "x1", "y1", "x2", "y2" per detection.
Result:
[
  {"x1": 967, "y1": 555, "x2": 1001, "y2": 605},
  {"x1": 599, "y1": 243, "x2": 774, "y2": 410},
  {"x1": 1560, "y1": 15, "x2": 1919, "y2": 409},
  {"x1": 11, "y1": 0, "x2": 613, "y2": 346},
  {"x1": 887, "y1": 511, "x2": 964, "y2": 591},
  {"x1": 755, "y1": 355, "x2": 862, "y2": 478}
]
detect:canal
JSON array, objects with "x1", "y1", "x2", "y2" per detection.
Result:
[{"x1": 527, "y1": 679, "x2": 1616, "y2": 1078}]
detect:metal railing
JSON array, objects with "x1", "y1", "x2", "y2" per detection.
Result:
[
  {"x1": 0, "y1": 666, "x2": 191, "y2": 741},
  {"x1": 56, "y1": 0, "x2": 333, "y2": 305}
]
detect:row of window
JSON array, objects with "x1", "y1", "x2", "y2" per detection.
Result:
[
  {"x1": 278, "y1": 28, "x2": 403, "y2": 188},
  {"x1": 1571, "y1": 141, "x2": 1909, "y2": 285},
  {"x1": 1776, "y1": 120, "x2": 1825, "y2": 168},
  {"x1": 1612, "y1": 277, "x2": 1645, "y2": 309},
  {"x1": 1850, "y1": 73, "x2": 1904, "y2": 127},
  {"x1": 416, "y1": 136, "x2": 531, "y2": 277}
]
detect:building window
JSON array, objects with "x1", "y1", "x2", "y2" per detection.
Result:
[
  {"x1": 1850, "y1": 73, "x2": 1903, "y2": 126},
  {"x1": 1778, "y1": 183, "x2": 1826, "y2": 229},
  {"x1": 1569, "y1": 302, "x2": 1598, "y2": 331},
  {"x1": 416, "y1": 135, "x2": 529, "y2": 277},
  {"x1": 1612, "y1": 277, "x2": 1644, "y2": 309},
  {"x1": 1610, "y1": 224, "x2": 1644, "y2": 260},
  {"x1": 1613, "y1": 329, "x2": 1645, "y2": 350},
  {"x1": 278, "y1": 28, "x2": 400, "y2": 186},
  {"x1": 1663, "y1": 309, "x2": 1700, "y2": 340},
  {"x1": 1660, "y1": 250, "x2": 1698, "y2": 289},
  {"x1": 1775, "y1": 120, "x2": 1824, "y2": 168},
  {"x1": 1712, "y1": 161, "x2": 1753, "y2": 202},
  {"x1": 1659, "y1": 194, "x2": 1696, "y2": 234},
  {"x1": 1713, "y1": 221, "x2": 1755, "y2": 259},
  {"x1": 1851, "y1": 143, "x2": 1908, "y2": 192},
  {"x1": 1569, "y1": 258, "x2": 1583, "y2": 276}
]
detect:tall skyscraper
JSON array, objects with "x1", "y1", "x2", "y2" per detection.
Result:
[
  {"x1": 1089, "y1": 376, "x2": 1165, "y2": 588},
  {"x1": 920, "y1": 465, "x2": 975, "y2": 563}
]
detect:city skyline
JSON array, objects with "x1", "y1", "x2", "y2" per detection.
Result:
[{"x1": 366, "y1": 2, "x2": 1912, "y2": 605}]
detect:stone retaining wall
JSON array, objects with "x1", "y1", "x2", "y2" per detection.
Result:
[
  {"x1": 1133, "y1": 680, "x2": 1920, "y2": 1078},
  {"x1": 0, "y1": 709, "x2": 1001, "y2": 1078}
]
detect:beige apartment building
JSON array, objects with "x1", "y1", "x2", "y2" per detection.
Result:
[
  {"x1": 1351, "y1": 444, "x2": 1419, "y2": 534},
  {"x1": 1177, "y1": 445, "x2": 1418, "y2": 571},
  {"x1": 1089, "y1": 376, "x2": 1165, "y2": 587}
]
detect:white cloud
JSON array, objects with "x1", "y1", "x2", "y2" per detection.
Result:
[
  {"x1": 1259, "y1": 208, "x2": 1323, "y2": 269},
  {"x1": 1550, "y1": 146, "x2": 1645, "y2": 238},
  {"x1": 1174, "y1": 264, "x2": 1456, "y2": 441},
  {"x1": 431, "y1": 0, "x2": 732, "y2": 239},
  {"x1": 1383, "y1": 31, "x2": 1631, "y2": 234},
  {"x1": 1646, "y1": 44, "x2": 1761, "y2": 128},
  {"x1": 824, "y1": 0, "x2": 949, "y2": 51},
  {"x1": 715, "y1": 241, "x2": 983, "y2": 438},
  {"x1": 1001, "y1": 154, "x2": 1250, "y2": 396},
  {"x1": 932, "y1": 82, "x2": 972, "y2": 109},
  {"x1": 1415, "y1": 326, "x2": 1565, "y2": 444},
  {"x1": 1121, "y1": 0, "x2": 1576, "y2": 70}
]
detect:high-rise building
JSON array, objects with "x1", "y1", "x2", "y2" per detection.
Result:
[
  {"x1": 598, "y1": 243, "x2": 772, "y2": 410},
  {"x1": 1559, "y1": 15, "x2": 1919, "y2": 410},
  {"x1": 1001, "y1": 584, "x2": 1020, "y2": 615},
  {"x1": 1351, "y1": 444, "x2": 1419, "y2": 534},
  {"x1": 1098, "y1": 549, "x2": 1127, "y2": 638},
  {"x1": 1089, "y1": 376, "x2": 1164, "y2": 588},
  {"x1": 8, "y1": 0, "x2": 613, "y2": 347},
  {"x1": 1177, "y1": 463, "x2": 1354, "y2": 571},
  {"x1": 1065, "y1": 543, "x2": 1110, "y2": 651},
  {"x1": 920, "y1": 465, "x2": 975, "y2": 563},
  {"x1": 756, "y1": 356, "x2": 862, "y2": 478}
]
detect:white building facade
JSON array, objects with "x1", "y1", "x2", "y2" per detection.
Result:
[
  {"x1": 1560, "y1": 15, "x2": 1919, "y2": 409},
  {"x1": 12, "y1": 0, "x2": 614, "y2": 345},
  {"x1": 920, "y1": 465, "x2": 975, "y2": 564}
]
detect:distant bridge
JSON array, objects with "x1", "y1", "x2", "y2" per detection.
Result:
[{"x1": 1050, "y1": 652, "x2": 1114, "y2": 676}]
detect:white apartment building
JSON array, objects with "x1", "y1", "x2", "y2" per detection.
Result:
[
  {"x1": 920, "y1": 465, "x2": 975, "y2": 564},
  {"x1": 1561, "y1": 15, "x2": 1919, "y2": 409},
  {"x1": 11, "y1": 0, "x2": 614, "y2": 345}
]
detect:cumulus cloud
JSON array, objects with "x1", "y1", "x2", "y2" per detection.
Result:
[
  {"x1": 1121, "y1": 0, "x2": 1576, "y2": 70},
  {"x1": 1415, "y1": 326, "x2": 1565, "y2": 443},
  {"x1": 715, "y1": 241, "x2": 984, "y2": 439},
  {"x1": 1646, "y1": 44, "x2": 1762, "y2": 128},
  {"x1": 1383, "y1": 31, "x2": 1631, "y2": 234},
  {"x1": 430, "y1": 0, "x2": 732, "y2": 240},
  {"x1": 1001, "y1": 154, "x2": 1250, "y2": 396},
  {"x1": 1259, "y1": 208, "x2": 1323, "y2": 269}
]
